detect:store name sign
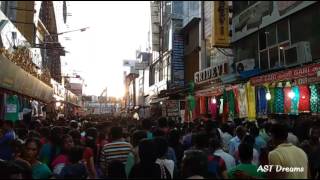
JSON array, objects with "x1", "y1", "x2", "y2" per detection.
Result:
[
  {"x1": 195, "y1": 63, "x2": 228, "y2": 84},
  {"x1": 251, "y1": 63, "x2": 320, "y2": 86}
]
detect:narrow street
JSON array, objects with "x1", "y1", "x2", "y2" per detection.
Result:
[{"x1": 0, "y1": 1, "x2": 319, "y2": 179}]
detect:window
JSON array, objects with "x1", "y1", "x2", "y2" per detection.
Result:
[
  {"x1": 260, "y1": 50, "x2": 269, "y2": 71},
  {"x1": 235, "y1": 32, "x2": 258, "y2": 62},
  {"x1": 277, "y1": 19, "x2": 289, "y2": 43},
  {"x1": 149, "y1": 65, "x2": 155, "y2": 86},
  {"x1": 233, "y1": 1, "x2": 250, "y2": 16},
  {"x1": 159, "y1": 62, "x2": 163, "y2": 81},
  {"x1": 290, "y1": 3, "x2": 320, "y2": 60},
  {"x1": 185, "y1": 33, "x2": 189, "y2": 45},
  {"x1": 266, "y1": 24, "x2": 277, "y2": 47},
  {"x1": 269, "y1": 47, "x2": 279, "y2": 69}
]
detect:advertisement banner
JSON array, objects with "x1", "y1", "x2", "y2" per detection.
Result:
[
  {"x1": 212, "y1": 1, "x2": 230, "y2": 47},
  {"x1": 250, "y1": 63, "x2": 320, "y2": 86}
]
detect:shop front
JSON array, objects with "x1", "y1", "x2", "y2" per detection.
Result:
[{"x1": 0, "y1": 54, "x2": 53, "y2": 123}]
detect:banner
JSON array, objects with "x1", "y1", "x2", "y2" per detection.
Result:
[{"x1": 250, "y1": 63, "x2": 320, "y2": 86}]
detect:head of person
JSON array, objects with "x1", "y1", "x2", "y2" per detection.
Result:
[
  {"x1": 69, "y1": 120, "x2": 78, "y2": 130},
  {"x1": 242, "y1": 134, "x2": 255, "y2": 147},
  {"x1": 236, "y1": 126, "x2": 246, "y2": 140},
  {"x1": 24, "y1": 137, "x2": 42, "y2": 162},
  {"x1": 0, "y1": 160, "x2": 31, "y2": 179},
  {"x1": 27, "y1": 130, "x2": 41, "y2": 139},
  {"x1": 192, "y1": 131, "x2": 209, "y2": 150},
  {"x1": 154, "y1": 137, "x2": 169, "y2": 159},
  {"x1": 182, "y1": 150, "x2": 208, "y2": 178},
  {"x1": 157, "y1": 117, "x2": 168, "y2": 129},
  {"x1": 85, "y1": 127, "x2": 98, "y2": 148},
  {"x1": 209, "y1": 133, "x2": 222, "y2": 152},
  {"x1": 107, "y1": 160, "x2": 126, "y2": 179},
  {"x1": 310, "y1": 126, "x2": 320, "y2": 142},
  {"x1": 39, "y1": 127, "x2": 51, "y2": 140},
  {"x1": 68, "y1": 146, "x2": 84, "y2": 164},
  {"x1": 238, "y1": 143, "x2": 253, "y2": 164},
  {"x1": 270, "y1": 123, "x2": 289, "y2": 146},
  {"x1": 62, "y1": 134, "x2": 74, "y2": 153},
  {"x1": 168, "y1": 129, "x2": 181, "y2": 146},
  {"x1": 50, "y1": 126, "x2": 63, "y2": 146},
  {"x1": 131, "y1": 130, "x2": 147, "y2": 147},
  {"x1": 12, "y1": 139, "x2": 24, "y2": 159},
  {"x1": 109, "y1": 126, "x2": 123, "y2": 141},
  {"x1": 153, "y1": 128, "x2": 166, "y2": 138},
  {"x1": 141, "y1": 118, "x2": 152, "y2": 131},
  {"x1": 138, "y1": 139, "x2": 157, "y2": 164},
  {"x1": 3, "y1": 121, "x2": 14, "y2": 131},
  {"x1": 68, "y1": 129, "x2": 82, "y2": 146},
  {"x1": 249, "y1": 125, "x2": 260, "y2": 138}
]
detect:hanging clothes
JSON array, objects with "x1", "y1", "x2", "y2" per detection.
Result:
[
  {"x1": 298, "y1": 85, "x2": 310, "y2": 113},
  {"x1": 274, "y1": 87, "x2": 284, "y2": 114},
  {"x1": 233, "y1": 87, "x2": 240, "y2": 115},
  {"x1": 310, "y1": 84, "x2": 320, "y2": 114},
  {"x1": 222, "y1": 90, "x2": 229, "y2": 122},
  {"x1": 238, "y1": 84, "x2": 248, "y2": 118},
  {"x1": 209, "y1": 98, "x2": 218, "y2": 120},
  {"x1": 257, "y1": 86, "x2": 267, "y2": 118},
  {"x1": 228, "y1": 90, "x2": 236, "y2": 120},
  {"x1": 199, "y1": 96, "x2": 207, "y2": 115},
  {"x1": 267, "y1": 86, "x2": 275, "y2": 114},
  {"x1": 283, "y1": 87, "x2": 292, "y2": 114},
  {"x1": 246, "y1": 82, "x2": 256, "y2": 121},
  {"x1": 4, "y1": 95, "x2": 20, "y2": 122},
  {"x1": 290, "y1": 86, "x2": 300, "y2": 115},
  {"x1": 0, "y1": 92, "x2": 5, "y2": 119}
]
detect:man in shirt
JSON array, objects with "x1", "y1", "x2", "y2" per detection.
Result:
[
  {"x1": 211, "y1": 132, "x2": 235, "y2": 171},
  {"x1": 268, "y1": 123, "x2": 308, "y2": 179},
  {"x1": 100, "y1": 126, "x2": 132, "y2": 178},
  {"x1": 228, "y1": 126, "x2": 246, "y2": 157},
  {"x1": 228, "y1": 143, "x2": 265, "y2": 179}
]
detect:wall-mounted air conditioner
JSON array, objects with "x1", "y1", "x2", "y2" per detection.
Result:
[
  {"x1": 284, "y1": 41, "x2": 312, "y2": 67},
  {"x1": 235, "y1": 58, "x2": 255, "y2": 75}
]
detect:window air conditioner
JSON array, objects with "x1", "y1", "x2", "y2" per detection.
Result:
[
  {"x1": 235, "y1": 58, "x2": 255, "y2": 75},
  {"x1": 284, "y1": 41, "x2": 312, "y2": 67}
]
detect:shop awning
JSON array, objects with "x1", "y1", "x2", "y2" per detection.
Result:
[
  {"x1": 150, "y1": 97, "x2": 169, "y2": 104},
  {"x1": 0, "y1": 54, "x2": 53, "y2": 103}
]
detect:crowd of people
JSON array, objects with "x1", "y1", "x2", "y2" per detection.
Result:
[{"x1": 0, "y1": 114, "x2": 318, "y2": 179}]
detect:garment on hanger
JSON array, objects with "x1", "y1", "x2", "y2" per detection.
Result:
[
  {"x1": 290, "y1": 86, "x2": 300, "y2": 115},
  {"x1": 257, "y1": 86, "x2": 267, "y2": 118},
  {"x1": 274, "y1": 87, "x2": 284, "y2": 114},
  {"x1": 298, "y1": 85, "x2": 310, "y2": 113},
  {"x1": 246, "y1": 82, "x2": 256, "y2": 121},
  {"x1": 238, "y1": 84, "x2": 248, "y2": 118}
]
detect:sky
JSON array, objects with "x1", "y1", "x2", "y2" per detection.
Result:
[{"x1": 59, "y1": 1, "x2": 151, "y2": 98}]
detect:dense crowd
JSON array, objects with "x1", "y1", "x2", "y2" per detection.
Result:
[{"x1": 0, "y1": 115, "x2": 318, "y2": 179}]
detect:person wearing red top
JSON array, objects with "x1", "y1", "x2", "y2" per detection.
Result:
[{"x1": 83, "y1": 127, "x2": 98, "y2": 179}]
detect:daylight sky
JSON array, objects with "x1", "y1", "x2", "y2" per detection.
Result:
[{"x1": 59, "y1": 1, "x2": 151, "y2": 98}]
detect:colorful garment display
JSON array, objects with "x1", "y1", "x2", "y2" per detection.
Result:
[
  {"x1": 238, "y1": 84, "x2": 248, "y2": 119},
  {"x1": 267, "y1": 86, "x2": 275, "y2": 114},
  {"x1": 199, "y1": 96, "x2": 207, "y2": 114},
  {"x1": 283, "y1": 87, "x2": 292, "y2": 114},
  {"x1": 290, "y1": 86, "x2": 300, "y2": 115},
  {"x1": 228, "y1": 90, "x2": 236, "y2": 120},
  {"x1": 298, "y1": 85, "x2": 310, "y2": 112},
  {"x1": 222, "y1": 90, "x2": 229, "y2": 122},
  {"x1": 233, "y1": 87, "x2": 240, "y2": 115},
  {"x1": 246, "y1": 82, "x2": 256, "y2": 121},
  {"x1": 209, "y1": 98, "x2": 218, "y2": 120},
  {"x1": 310, "y1": 84, "x2": 320, "y2": 113},
  {"x1": 274, "y1": 87, "x2": 285, "y2": 114},
  {"x1": 257, "y1": 86, "x2": 267, "y2": 118}
]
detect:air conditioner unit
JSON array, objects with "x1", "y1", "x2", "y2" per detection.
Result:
[
  {"x1": 235, "y1": 58, "x2": 255, "y2": 74},
  {"x1": 284, "y1": 41, "x2": 312, "y2": 67}
]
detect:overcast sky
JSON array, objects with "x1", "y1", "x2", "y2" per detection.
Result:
[{"x1": 59, "y1": 1, "x2": 150, "y2": 98}]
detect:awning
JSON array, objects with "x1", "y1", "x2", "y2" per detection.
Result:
[
  {"x1": 150, "y1": 97, "x2": 169, "y2": 104},
  {"x1": 0, "y1": 54, "x2": 53, "y2": 103}
]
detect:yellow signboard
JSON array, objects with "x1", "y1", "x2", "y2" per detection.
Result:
[{"x1": 212, "y1": 1, "x2": 230, "y2": 47}]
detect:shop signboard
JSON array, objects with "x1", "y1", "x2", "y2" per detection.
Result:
[
  {"x1": 165, "y1": 100, "x2": 180, "y2": 117},
  {"x1": 212, "y1": 1, "x2": 230, "y2": 47},
  {"x1": 250, "y1": 63, "x2": 320, "y2": 86},
  {"x1": 170, "y1": 33, "x2": 185, "y2": 88},
  {"x1": 194, "y1": 63, "x2": 229, "y2": 84}
]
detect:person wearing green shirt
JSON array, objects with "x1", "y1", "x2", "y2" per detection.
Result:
[{"x1": 228, "y1": 143, "x2": 265, "y2": 179}]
